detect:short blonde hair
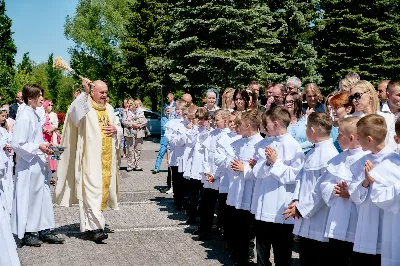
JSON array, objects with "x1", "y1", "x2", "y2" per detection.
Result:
[
  {"x1": 339, "y1": 76, "x2": 359, "y2": 92},
  {"x1": 303, "y1": 83, "x2": 323, "y2": 102},
  {"x1": 241, "y1": 109, "x2": 261, "y2": 129},
  {"x1": 350, "y1": 80, "x2": 380, "y2": 113},
  {"x1": 195, "y1": 107, "x2": 210, "y2": 120},
  {"x1": 357, "y1": 114, "x2": 387, "y2": 144},
  {"x1": 338, "y1": 116, "x2": 360, "y2": 135},
  {"x1": 215, "y1": 109, "x2": 231, "y2": 120}
]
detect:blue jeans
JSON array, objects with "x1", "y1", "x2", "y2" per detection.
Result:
[{"x1": 154, "y1": 138, "x2": 169, "y2": 170}]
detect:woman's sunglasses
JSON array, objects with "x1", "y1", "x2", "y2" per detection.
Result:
[{"x1": 349, "y1": 91, "x2": 368, "y2": 103}]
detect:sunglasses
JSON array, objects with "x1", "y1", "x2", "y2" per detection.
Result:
[{"x1": 349, "y1": 91, "x2": 368, "y2": 102}]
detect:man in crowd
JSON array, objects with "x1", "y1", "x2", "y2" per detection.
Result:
[
  {"x1": 182, "y1": 93, "x2": 193, "y2": 105},
  {"x1": 9, "y1": 92, "x2": 23, "y2": 120},
  {"x1": 378, "y1": 79, "x2": 390, "y2": 111},
  {"x1": 265, "y1": 83, "x2": 285, "y2": 111},
  {"x1": 55, "y1": 78, "x2": 123, "y2": 243},
  {"x1": 164, "y1": 93, "x2": 176, "y2": 119},
  {"x1": 248, "y1": 80, "x2": 265, "y2": 111},
  {"x1": 286, "y1": 76, "x2": 302, "y2": 93}
]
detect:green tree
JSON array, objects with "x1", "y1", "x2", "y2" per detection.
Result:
[
  {"x1": 56, "y1": 75, "x2": 75, "y2": 113},
  {"x1": 18, "y1": 52, "x2": 33, "y2": 73},
  {"x1": 46, "y1": 53, "x2": 62, "y2": 103},
  {"x1": 0, "y1": 0, "x2": 17, "y2": 102},
  {"x1": 316, "y1": 0, "x2": 400, "y2": 90},
  {"x1": 158, "y1": 0, "x2": 283, "y2": 102}
]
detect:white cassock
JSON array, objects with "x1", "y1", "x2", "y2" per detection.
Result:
[
  {"x1": 293, "y1": 138, "x2": 339, "y2": 242},
  {"x1": 11, "y1": 106, "x2": 55, "y2": 239},
  {"x1": 251, "y1": 133, "x2": 304, "y2": 224},
  {"x1": 16, "y1": 103, "x2": 46, "y2": 127},
  {"x1": 0, "y1": 127, "x2": 13, "y2": 216},
  {"x1": 369, "y1": 154, "x2": 400, "y2": 266},
  {"x1": 54, "y1": 93, "x2": 123, "y2": 232},
  {"x1": 320, "y1": 147, "x2": 369, "y2": 243},
  {"x1": 348, "y1": 146, "x2": 395, "y2": 255},
  {"x1": 0, "y1": 192, "x2": 20, "y2": 266}
]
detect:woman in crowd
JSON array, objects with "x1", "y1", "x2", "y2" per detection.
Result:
[
  {"x1": 221, "y1": 87, "x2": 235, "y2": 110},
  {"x1": 152, "y1": 106, "x2": 170, "y2": 174},
  {"x1": 42, "y1": 100, "x2": 59, "y2": 179},
  {"x1": 302, "y1": 83, "x2": 325, "y2": 114},
  {"x1": 233, "y1": 88, "x2": 251, "y2": 112},
  {"x1": 329, "y1": 91, "x2": 354, "y2": 152},
  {"x1": 285, "y1": 92, "x2": 313, "y2": 154},
  {"x1": 123, "y1": 99, "x2": 147, "y2": 172},
  {"x1": 205, "y1": 88, "x2": 220, "y2": 126}
]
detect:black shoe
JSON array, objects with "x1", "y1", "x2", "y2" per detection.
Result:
[
  {"x1": 152, "y1": 170, "x2": 159, "y2": 174},
  {"x1": 192, "y1": 228, "x2": 203, "y2": 235},
  {"x1": 86, "y1": 229, "x2": 108, "y2": 243},
  {"x1": 39, "y1": 231, "x2": 65, "y2": 244},
  {"x1": 23, "y1": 233, "x2": 42, "y2": 247},
  {"x1": 160, "y1": 187, "x2": 171, "y2": 193}
]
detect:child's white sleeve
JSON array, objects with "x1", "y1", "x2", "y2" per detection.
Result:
[
  {"x1": 253, "y1": 159, "x2": 270, "y2": 179},
  {"x1": 349, "y1": 178, "x2": 369, "y2": 205},
  {"x1": 371, "y1": 181, "x2": 400, "y2": 213},
  {"x1": 268, "y1": 154, "x2": 304, "y2": 184},
  {"x1": 11, "y1": 119, "x2": 39, "y2": 163},
  {"x1": 320, "y1": 171, "x2": 339, "y2": 205}
]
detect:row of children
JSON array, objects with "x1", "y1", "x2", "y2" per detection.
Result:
[{"x1": 165, "y1": 98, "x2": 400, "y2": 266}]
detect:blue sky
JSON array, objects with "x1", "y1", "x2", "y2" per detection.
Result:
[{"x1": 5, "y1": 0, "x2": 78, "y2": 65}]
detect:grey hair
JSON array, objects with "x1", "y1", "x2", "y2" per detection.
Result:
[
  {"x1": 206, "y1": 88, "x2": 220, "y2": 107},
  {"x1": 286, "y1": 76, "x2": 302, "y2": 89}
]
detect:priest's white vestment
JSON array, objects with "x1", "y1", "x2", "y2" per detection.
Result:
[{"x1": 55, "y1": 93, "x2": 122, "y2": 232}]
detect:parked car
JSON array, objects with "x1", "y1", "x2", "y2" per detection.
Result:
[{"x1": 143, "y1": 109, "x2": 162, "y2": 136}]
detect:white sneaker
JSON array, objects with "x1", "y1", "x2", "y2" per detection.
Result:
[{"x1": 165, "y1": 188, "x2": 173, "y2": 194}]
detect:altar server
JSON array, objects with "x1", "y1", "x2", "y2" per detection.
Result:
[
  {"x1": 0, "y1": 108, "x2": 13, "y2": 216},
  {"x1": 283, "y1": 112, "x2": 338, "y2": 265},
  {"x1": 251, "y1": 107, "x2": 304, "y2": 266},
  {"x1": 348, "y1": 114, "x2": 396, "y2": 266},
  {"x1": 320, "y1": 117, "x2": 369, "y2": 265},
  {"x1": 12, "y1": 84, "x2": 64, "y2": 247},
  {"x1": 229, "y1": 109, "x2": 264, "y2": 264}
]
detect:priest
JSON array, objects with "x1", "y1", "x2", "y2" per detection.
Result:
[{"x1": 55, "y1": 79, "x2": 123, "y2": 243}]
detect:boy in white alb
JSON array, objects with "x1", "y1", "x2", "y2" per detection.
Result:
[
  {"x1": 229, "y1": 109, "x2": 264, "y2": 265},
  {"x1": 185, "y1": 108, "x2": 210, "y2": 225},
  {"x1": 349, "y1": 114, "x2": 396, "y2": 266},
  {"x1": 370, "y1": 118, "x2": 400, "y2": 266},
  {"x1": 11, "y1": 84, "x2": 64, "y2": 247},
  {"x1": 196, "y1": 110, "x2": 231, "y2": 240},
  {"x1": 250, "y1": 107, "x2": 304, "y2": 266},
  {"x1": 165, "y1": 100, "x2": 188, "y2": 210},
  {"x1": 283, "y1": 112, "x2": 338, "y2": 265},
  {"x1": 320, "y1": 117, "x2": 369, "y2": 265},
  {"x1": 214, "y1": 111, "x2": 241, "y2": 247}
]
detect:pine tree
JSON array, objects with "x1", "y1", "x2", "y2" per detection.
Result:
[
  {"x1": 162, "y1": 0, "x2": 283, "y2": 101},
  {"x1": 18, "y1": 52, "x2": 33, "y2": 73},
  {"x1": 316, "y1": 0, "x2": 400, "y2": 90},
  {"x1": 0, "y1": 0, "x2": 17, "y2": 102},
  {"x1": 46, "y1": 53, "x2": 62, "y2": 103}
]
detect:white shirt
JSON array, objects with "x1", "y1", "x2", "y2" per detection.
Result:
[
  {"x1": 16, "y1": 103, "x2": 46, "y2": 127},
  {"x1": 185, "y1": 126, "x2": 209, "y2": 180},
  {"x1": 251, "y1": 133, "x2": 304, "y2": 224},
  {"x1": 165, "y1": 118, "x2": 186, "y2": 167},
  {"x1": 293, "y1": 138, "x2": 339, "y2": 242},
  {"x1": 349, "y1": 146, "x2": 395, "y2": 255},
  {"x1": 320, "y1": 147, "x2": 369, "y2": 243}
]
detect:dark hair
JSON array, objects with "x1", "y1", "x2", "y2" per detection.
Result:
[
  {"x1": 395, "y1": 117, "x2": 400, "y2": 138},
  {"x1": 266, "y1": 106, "x2": 291, "y2": 128},
  {"x1": 284, "y1": 92, "x2": 303, "y2": 119},
  {"x1": 22, "y1": 84, "x2": 44, "y2": 104},
  {"x1": 233, "y1": 88, "x2": 251, "y2": 111}
]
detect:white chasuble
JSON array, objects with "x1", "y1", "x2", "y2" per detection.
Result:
[{"x1": 55, "y1": 93, "x2": 123, "y2": 231}]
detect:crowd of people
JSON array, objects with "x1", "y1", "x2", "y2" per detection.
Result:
[{"x1": 158, "y1": 74, "x2": 400, "y2": 266}]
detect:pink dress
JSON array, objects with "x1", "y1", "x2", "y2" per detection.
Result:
[{"x1": 43, "y1": 115, "x2": 56, "y2": 171}]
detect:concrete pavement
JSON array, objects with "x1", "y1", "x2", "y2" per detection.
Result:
[{"x1": 17, "y1": 139, "x2": 299, "y2": 266}]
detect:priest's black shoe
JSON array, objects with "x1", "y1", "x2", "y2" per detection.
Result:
[
  {"x1": 104, "y1": 224, "x2": 115, "y2": 233},
  {"x1": 39, "y1": 230, "x2": 65, "y2": 244},
  {"x1": 23, "y1": 233, "x2": 42, "y2": 247},
  {"x1": 91, "y1": 229, "x2": 108, "y2": 243}
]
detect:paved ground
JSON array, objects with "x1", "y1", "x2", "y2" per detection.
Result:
[{"x1": 17, "y1": 139, "x2": 299, "y2": 266}]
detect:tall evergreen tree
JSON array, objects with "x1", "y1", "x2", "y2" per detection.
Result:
[
  {"x1": 0, "y1": 0, "x2": 17, "y2": 102},
  {"x1": 18, "y1": 52, "x2": 33, "y2": 73},
  {"x1": 161, "y1": 0, "x2": 283, "y2": 100},
  {"x1": 46, "y1": 53, "x2": 62, "y2": 102},
  {"x1": 316, "y1": 0, "x2": 400, "y2": 90}
]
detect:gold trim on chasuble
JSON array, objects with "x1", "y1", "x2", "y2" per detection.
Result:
[{"x1": 90, "y1": 98, "x2": 112, "y2": 210}]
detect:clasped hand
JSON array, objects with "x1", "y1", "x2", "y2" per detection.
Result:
[{"x1": 103, "y1": 124, "x2": 117, "y2": 136}]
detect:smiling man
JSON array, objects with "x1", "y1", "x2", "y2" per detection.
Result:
[{"x1": 55, "y1": 79, "x2": 123, "y2": 243}]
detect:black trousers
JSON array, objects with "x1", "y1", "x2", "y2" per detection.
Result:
[
  {"x1": 167, "y1": 166, "x2": 172, "y2": 188},
  {"x1": 233, "y1": 208, "x2": 255, "y2": 262},
  {"x1": 187, "y1": 179, "x2": 203, "y2": 222},
  {"x1": 171, "y1": 166, "x2": 184, "y2": 207},
  {"x1": 217, "y1": 193, "x2": 228, "y2": 230},
  {"x1": 351, "y1": 251, "x2": 381, "y2": 266},
  {"x1": 256, "y1": 221, "x2": 293, "y2": 266},
  {"x1": 326, "y1": 238, "x2": 354, "y2": 266},
  {"x1": 299, "y1": 237, "x2": 329, "y2": 266},
  {"x1": 224, "y1": 205, "x2": 237, "y2": 248},
  {"x1": 199, "y1": 188, "x2": 218, "y2": 234}
]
